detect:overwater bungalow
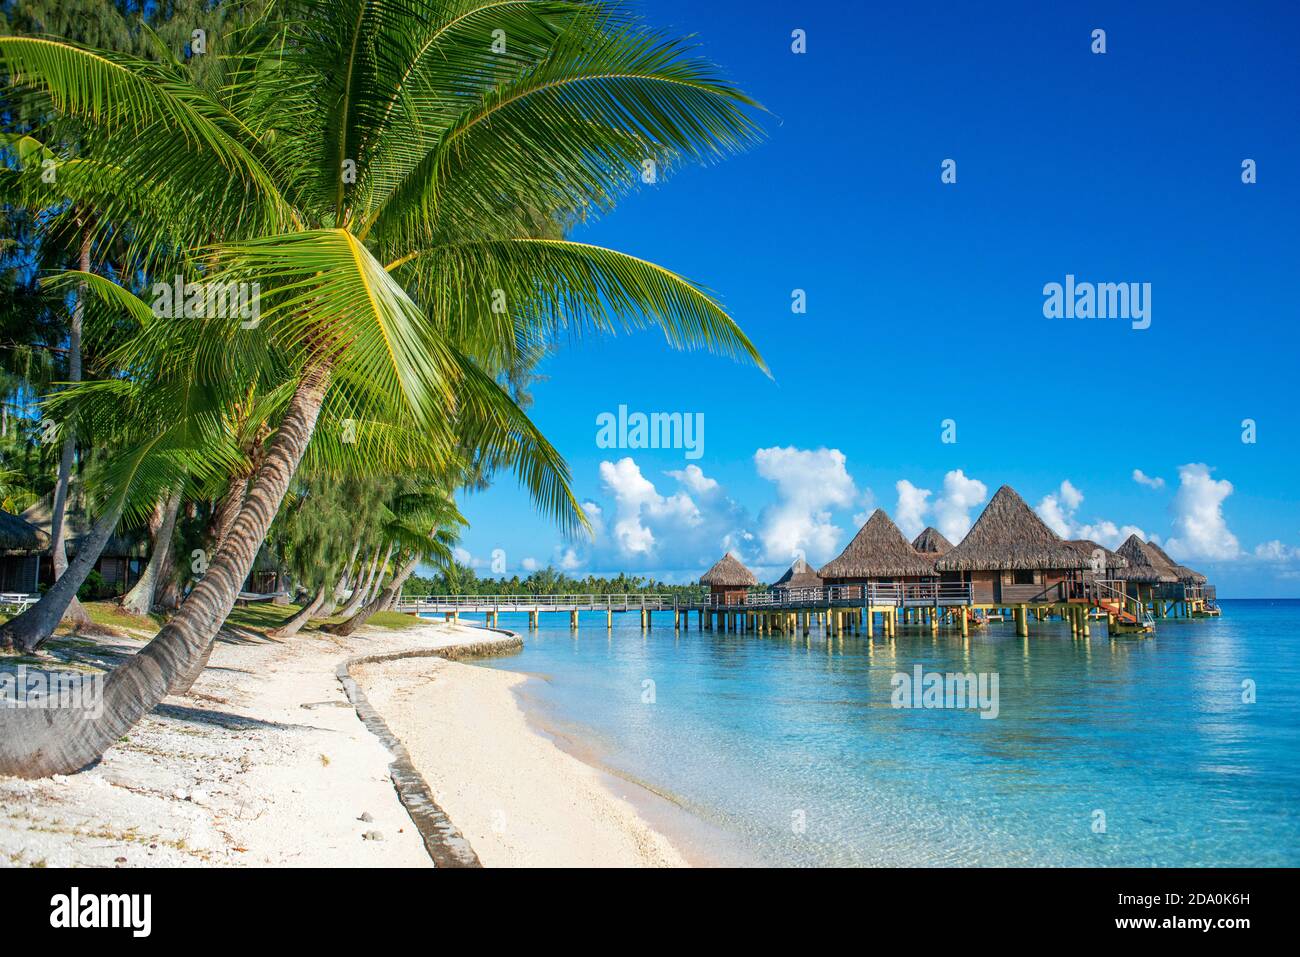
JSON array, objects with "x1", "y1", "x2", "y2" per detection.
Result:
[
  {"x1": 771, "y1": 556, "x2": 822, "y2": 594},
  {"x1": 1116, "y1": 537, "x2": 1216, "y2": 617},
  {"x1": 699, "y1": 552, "x2": 757, "y2": 606},
  {"x1": 818, "y1": 509, "x2": 937, "y2": 600},
  {"x1": 1065, "y1": 538, "x2": 1127, "y2": 578},
  {"x1": 1112, "y1": 534, "x2": 1182, "y2": 612},
  {"x1": 933, "y1": 486, "x2": 1087, "y2": 605},
  {"x1": 910, "y1": 526, "x2": 953, "y2": 558},
  {"x1": 0, "y1": 509, "x2": 47, "y2": 595}
]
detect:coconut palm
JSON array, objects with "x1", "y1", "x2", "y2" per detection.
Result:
[
  {"x1": 261, "y1": 474, "x2": 358, "y2": 637},
  {"x1": 0, "y1": 0, "x2": 763, "y2": 777},
  {"x1": 323, "y1": 476, "x2": 464, "y2": 635}
]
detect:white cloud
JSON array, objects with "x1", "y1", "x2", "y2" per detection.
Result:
[
  {"x1": 599, "y1": 457, "x2": 701, "y2": 557},
  {"x1": 1253, "y1": 540, "x2": 1294, "y2": 561},
  {"x1": 894, "y1": 480, "x2": 932, "y2": 539},
  {"x1": 890, "y1": 471, "x2": 987, "y2": 543},
  {"x1": 1133, "y1": 468, "x2": 1165, "y2": 490},
  {"x1": 1035, "y1": 483, "x2": 1075, "y2": 537},
  {"x1": 556, "y1": 458, "x2": 755, "y2": 576},
  {"x1": 580, "y1": 500, "x2": 604, "y2": 540},
  {"x1": 521, "y1": 557, "x2": 539, "y2": 572},
  {"x1": 665, "y1": 464, "x2": 718, "y2": 494},
  {"x1": 1036, "y1": 480, "x2": 1083, "y2": 537},
  {"x1": 754, "y1": 446, "x2": 857, "y2": 564},
  {"x1": 1074, "y1": 520, "x2": 1150, "y2": 549},
  {"x1": 1165, "y1": 463, "x2": 1240, "y2": 561},
  {"x1": 1035, "y1": 479, "x2": 1146, "y2": 548},
  {"x1": 933, "y1": 470, "x2": 988, "y2": 543},
  {"x1": 453, "y1": 546, "x2": 494, "y2": 570},
  {"x1": 1059, "y1": 479, "x2": 1083, "y2": 510}
]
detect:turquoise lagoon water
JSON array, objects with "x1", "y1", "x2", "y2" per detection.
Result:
[{"x1": 440, "y1": 599, "x2": 1299, "y2": 866}]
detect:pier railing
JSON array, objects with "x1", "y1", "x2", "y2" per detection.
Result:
[
  {"x1": 1019, "y1": 578, "x2": 1153, "y2": 626},
  {"x1": 396, "y1": 582, "x2": 977, "y2": 615},
  {"x1": 674, "y1": 582, "x2": 973, "y2": 608},
  {"x1": 395, "y1": 594, "x2": 677, "y2": 613}
]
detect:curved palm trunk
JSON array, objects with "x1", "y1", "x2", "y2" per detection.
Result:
[
  {"x1": 334, "y1": 543, "x2": 381, "y2": 620},
  {"x1": 0, "y1": 363, "x2": 331, "y2": 779},
  {"x1": 0, "y1": 496, "x2": 126, "y2": 653},
  {"x1": 265, "y1": 584, "x2": 326, "y2": 639},
  {"x1": 207, "y1": 475, "x2": 248, "y2": 556},
  {"x1": 204, "y1": 421, "x2": 268, "y2": 556},
  {"x1": 154, "y1": 561, "x2": 182, "y2": 612},
  {"x1": 366, "y1": 544, "x2": 395, "y2": 603},
  {"x1": 46, "y1": 225, "x2": 95, "y2": 630},
  {"x1": 319, "y1": 537, "x2": 362, "y2": 617},
  {"x1": 323, "y1": 555, "x2": 418, "y2": 637},
  {"x1": 120, "y1": 484, "x2": 182, "y2": 617},
  {"x1": 338, "y1": 538, "x2": 362, "y2": 600},
  {"x1": 322, "y1": 540, "x2": 364, "y2": 616},
  {"x1": 167, "y1": 365, "x2": 333, "y2": 695}
]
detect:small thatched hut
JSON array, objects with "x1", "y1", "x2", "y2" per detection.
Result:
[
  {"x1": 819, "y1": 510, "x2": 936, "y2": 584},
  {"x1": 699, "y1": 552, "x2": 757, "y2": 605},
  {"x1": 933, "y1": 485, "x2": 1086, "y2": 603},
  {"x1": 911, "y1": 527, "x2": 953, "y2": 557},
  {"x1": 771, "y1": 557, "x2": 822, "y2": 592},
  {"x1": 1065, "y1": 539, "x2": 1127, "y2": 578},
  {"x1": 0, "y1": 509, "x2": 47, "y2": 593},
  {"x1": 1113, "y1": 535, "x2": 1179, "y2": 584},
  {"x1": 21, "y1": 487, "x2": 145, "y2": 593}
]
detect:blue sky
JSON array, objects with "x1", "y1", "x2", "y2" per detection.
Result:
[{"x1": 448, "y1": 0, "x2": 1300, "y2": 597}]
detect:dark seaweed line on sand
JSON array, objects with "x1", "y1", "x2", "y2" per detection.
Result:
[{"x1": 336, "y1": 630, "x2": 524, "y2": 868}]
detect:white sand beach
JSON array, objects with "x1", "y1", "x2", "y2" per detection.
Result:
[
  {"x1": 0, "y1": 617, "x2": 687, "y2": 868},
  {"x1": 353, "y1": 654, "x2": 687, "y2": 867}
]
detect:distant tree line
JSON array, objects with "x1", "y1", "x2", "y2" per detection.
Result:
[{"x1": 405, "y1": 563, "x2": 700, "y2": 597}]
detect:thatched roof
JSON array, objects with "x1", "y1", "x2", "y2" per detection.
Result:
[
  {"x1": 819, "y1": 510, "x2": 936, "y2": 579},
  {"x1": 911, "y1": 526, "x2": 953, "y2": 556},
  {"x1": 20, "y1": 489, "x2": 143, "y2": 558},
  {"x1": 1146, "y1": 542, "x2": 1208, "y2": 584},
  {"x1": 1065, "y1": 538, "x2": 1127, "y2": 572},
  {"x1": 1113, "y1": 535, "x2": 1179, "y2": 583},
  {"x1": 772, "y1": 557, "x2": 823, "y2": 590},
  {"x1": 0, "y1": 509, "x2": 47, "y2": 554},
  {"x1": 699, "y1": 552, "x2": 757, "y2": 587},
  {"x1": 934, "y1": 486, "x2": 1085, "y2": 571}
]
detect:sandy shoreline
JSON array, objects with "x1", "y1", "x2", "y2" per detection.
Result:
[
  {"x1": 0, "y1": 617, "x2": 695, "y2": 867},
  {"x1": 353, "y1": 650, "x2": 689, "y2": 867}
]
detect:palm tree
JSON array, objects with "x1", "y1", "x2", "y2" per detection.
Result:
[
  {"x1": 261, "y1": 473, "x2": 357, "y2": 637},
  {"x1": 0, "y1": 0, "x2": 763, "y2": 778},
  {"x1": 323, "y1": 477, "x2": 464, "y2": 635},
  {"x1": 118, "y1": 481, "x2": 182, "y2": 616}
]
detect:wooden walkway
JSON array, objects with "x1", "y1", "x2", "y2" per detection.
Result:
[{"x1": 394, "y1": 578, "x2": 1182, "y2": 638}]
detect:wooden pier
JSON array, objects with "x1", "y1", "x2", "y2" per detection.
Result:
[{"x1": 392, "y1": 576, "x2": 1195, "y2": 638}]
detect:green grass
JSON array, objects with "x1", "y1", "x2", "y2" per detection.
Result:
[
  {"x1": 2, "y1": 601, "x2": 160, "y2": 634},
  {"x1": 358, "y1": 610, "x2": 423, "y2": 631},
  {"x1": 82, "y1": 601, "x2": 165, "y2": 634},
  {"x1": 224, "y1": 602, "x2": 304, "y2": 632},
  {"x1": 2, "y1": 598, "x2": 422, "y2": 644},
  {"x1": 230, "y1": 602, "x2": 423, "y2": 633},
  {"x1": 313, "y1": 608, "x2": 423, "y2": 631}
]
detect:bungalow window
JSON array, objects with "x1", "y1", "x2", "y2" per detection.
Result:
[{"x1": 1012, "y1": 569, "x2": 1036, "y2": 585}]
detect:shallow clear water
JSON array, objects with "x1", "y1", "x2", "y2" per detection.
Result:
[{"x1": 445, "y1": 599, "x2": 1298, "y2": 866}]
